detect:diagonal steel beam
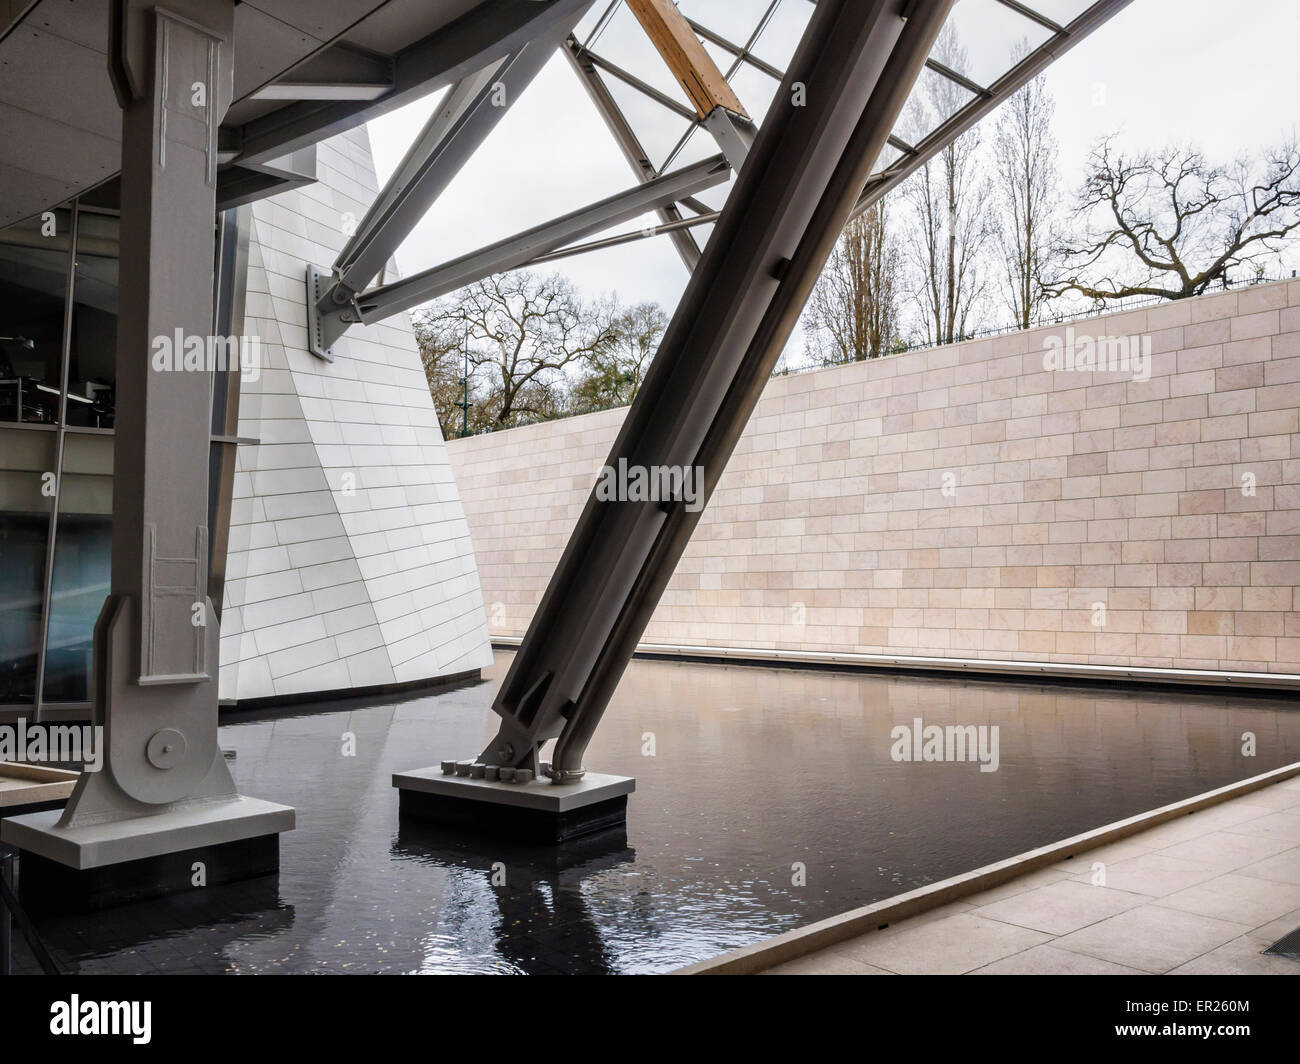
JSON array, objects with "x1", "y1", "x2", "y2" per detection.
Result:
[
  {"x1": 850, "y1": 0, "x2": 1135, "y2": 222},
  {"x1": 471, "y1": 0, "x2": 955, "y2": 784},
  {"x1": 235, "y1": 0, "x2": 593, "y2": 167},
  {"x1": 580, "y1": 50, "x2": 699, "y2": 122},
  {"x1": 684, "y1": 17, "x2": 783, "y2": 81},
  {"x1": 529, "y1": 210, "x2": 718, "y2": 264},
  {"x1": 561, "y1": 34, "x2": 702, "y2": 271},
  {"x1": 307, "y1": 38, "x2": 558, "y2": 358},
  {"x1": 331, "y1": 153, "x2": 730, "y2": 333}
]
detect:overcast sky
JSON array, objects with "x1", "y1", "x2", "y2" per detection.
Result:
[{"x1": 366, "y1": 0, "x2": 1300, "y2": 348}]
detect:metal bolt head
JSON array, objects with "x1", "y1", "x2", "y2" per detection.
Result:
[{"x1": 146, "y1": 728, "x2": 187, "y2": 770}]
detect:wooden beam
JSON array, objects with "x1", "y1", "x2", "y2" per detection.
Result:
[{"x1": 624, "y1": 0, "x2": 749, "y2": 119}]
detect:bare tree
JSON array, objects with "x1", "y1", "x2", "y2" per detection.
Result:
[
  {"x1": 901, "y1": 23, "x2": 991, "y2": 345},
  {"x1": 804, "y1": 197, "x2": 902, "y2": 362},
  {"x1": 991, "y1": 41, "x2": 1060, "y2": 329},
  {"x1": 1050, "y1": 136, "x2": 1300, "y2": 302},
  {"x1": 417, "y1": 270, "x2": 619, "y2": 429},
  {"x1": 414, "y1": 312, "x2": 489, "y2": 439},
  {"x1": 570, "y1": 300, "x2": 668, "y2": 409}
]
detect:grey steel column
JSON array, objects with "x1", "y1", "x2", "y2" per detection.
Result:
[
  {"x1": 63, "y1": 0, "x2": 241, "y2": 817},
  {"x1": 478, "y1": 0, "x2": 956, "y2": 781}
]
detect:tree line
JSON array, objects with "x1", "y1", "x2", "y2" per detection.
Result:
[
  {"x1": 804, "y1": 27, "x2": 1299, "y2": 363},
  {"x1": 419, "y1": 26, "x2": 1299, "y2": 436},
  {"x1": 416, "y1": 271, "x2": 668, "y2": 438}
]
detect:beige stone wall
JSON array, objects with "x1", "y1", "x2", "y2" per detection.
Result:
[{"x1": 449, "y1": 279, "x2": 1300, "y2": 675}]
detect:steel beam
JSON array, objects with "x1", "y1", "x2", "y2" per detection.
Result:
[
  {"x1": 338, "y1": 153, "x2": 730, "y2": 330},
  {"x1": 561, "y1": 35, "x2": 702, "y2": 271},
  {"x1": 234, "y1": 0, "x2": 593, "y2": 167},
  {"x1": 468, "y1": 0, "x2": 955, "y2": 784},
  {"x1": 307, "y1": 38, "x2": 561, "y2": 357},
  {"x1": 581, "y1": 50, "x2": 699, "y2": 122},
  {"x1": 701, "y1": 106, "x2": 756, "y2": 170},
  {"x1": 851, "y1": 0, "x2": 1134, "y2": 221},
  {"x1": 530, "y1": 210, "x2": 718, "y2": 264},
  {"x1": 337, "y1": 42, "x2": 555, "y2": 298},
  {"x1": 684, "y1": 18, "x2": 783, "y2": 81},
  {"x1": 216, "y1": 144, "x2": 317, "y2": 212},
  {"x1": 250, "y1": 43, "x2": 395, "y2": 101}
]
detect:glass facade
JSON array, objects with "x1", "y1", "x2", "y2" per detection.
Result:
[
  {"x1": 0, "y1": 428, "x2": 56, "y2": 704},
  {"x1": 0, "y1": 203, "x2": 118, "y2": 710},
  {"x1": 0, "y1": 200, "x2": 241, "y2": 711},
  {"x1": 42, "y1": 433, "x2": 113, "y2": 703}
]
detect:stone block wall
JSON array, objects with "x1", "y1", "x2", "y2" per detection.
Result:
[{"x1": 450, "y1": 279, "x2": 1300, "y2": 675}]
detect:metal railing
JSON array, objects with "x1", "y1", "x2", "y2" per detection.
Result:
[{"x1": 0, "y1": 846, "x2": 61, "y2": 975}]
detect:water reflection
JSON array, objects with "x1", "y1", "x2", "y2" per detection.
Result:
[
  {"x1": 16, "y1": 656, "x2": 1300, "y2": 973},
  {"x1": 394, "y1": 823, "x2": 635, "y2": 974}
]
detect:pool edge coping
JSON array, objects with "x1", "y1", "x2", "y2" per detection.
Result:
[{"x1": 673, "y1": 759, "x2": 1300, "y2": 975}]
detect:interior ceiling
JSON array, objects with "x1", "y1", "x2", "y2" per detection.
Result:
[
  {"x1": 0, "y1": 0, "x2": 1132, "y2": 249},
  {"x1": 0, "y1": 0, "x2": 508, "y2": 228}
]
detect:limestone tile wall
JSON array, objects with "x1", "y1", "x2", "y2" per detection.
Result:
[
  {"x1": 218, "y1": 126, "x2": 493, "y2": 702},
  {"x1": 450, "y1": 279, "x2": 1300, "y2": 675}
]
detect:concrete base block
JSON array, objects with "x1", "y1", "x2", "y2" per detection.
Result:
[
  {"x1": 1, "y1": 795, "x2": 295, "y2": 911},
  {"x1": 393, "y1": 767, "x2": 634, "y2": 843}
]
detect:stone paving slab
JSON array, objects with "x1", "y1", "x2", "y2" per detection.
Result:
[{"x1": 762, "y1": 775, "x2": 1300, "y2": 975}]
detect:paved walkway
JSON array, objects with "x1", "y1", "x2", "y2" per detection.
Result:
[{"x1": 765, "y1": 775, "x2": 1300, "y2": 974}]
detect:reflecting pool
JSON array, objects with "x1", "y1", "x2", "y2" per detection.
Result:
[{"x1": 13, "y1": 653, "x2": 1300, "y2": 973}]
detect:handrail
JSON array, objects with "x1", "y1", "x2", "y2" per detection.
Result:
[{"x1": 0, "y1": 848, "x2": 61, "y2": 975}]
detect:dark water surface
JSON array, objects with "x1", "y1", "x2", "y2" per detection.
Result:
[{"x1": 16, "y1": 653, "x2": 1300, "y2": 973}]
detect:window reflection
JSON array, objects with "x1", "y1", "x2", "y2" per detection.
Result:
[
  {"x1": 0, "y1": 428, "x2": 56, "y2": 704},
  {"x1": 0, "y1": 210, "x2": 72, "y2": 426},
  {"x1": 67, "y1": 211, "x2": 118, "y2": 429},
  {"x1": 42, "y1": 433, "x2": 113, "y2": 703}
]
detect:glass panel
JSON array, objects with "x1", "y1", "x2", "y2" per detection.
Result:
[
  {"x1": 42, "y1": 433, "x2": 113, "y2": 703},
  {"x1": 0, "y1": 427, "x2": 56, "y2": 704},
  {"x1": 586, "y1": 3, "x2": 693, "y2": 110},
  {"x1": 0, "y1": 209, "x2": 72, "y2": 426},
  {"x1": 938, "y1": 0, "x2": 1055, "y2": 90},
  {"x1": 66, "y1": 211, "x2": 119, "y2": 428},
  {"x1": 747, "y1": 0, "x2": 813, "y2": 71},
  {"x1": 1025, "y1": 0, "x2": 1096, "y2": 26},
  {"x1": 676, "y1": 0, "x2": 774, "y2": 48}
]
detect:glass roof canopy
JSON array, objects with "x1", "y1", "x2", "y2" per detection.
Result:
[{"x1": 560, "y1": 0, "x2": 1133, "y2": 254}]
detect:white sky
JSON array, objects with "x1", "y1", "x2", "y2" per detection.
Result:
[{"x1": 366, "y1": 0, "x2": 1300, "y2": 341}]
